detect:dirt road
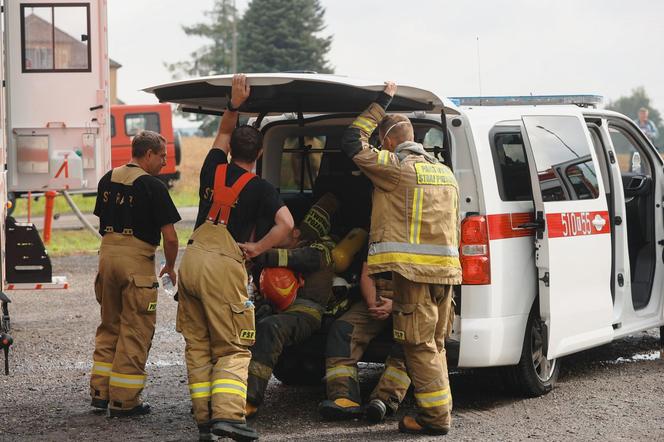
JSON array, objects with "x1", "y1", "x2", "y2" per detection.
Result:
[{"x1": 1, "y1": 254, "x2": 663, "y2": 441}]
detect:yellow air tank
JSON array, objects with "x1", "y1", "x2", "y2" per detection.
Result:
[{"x1": 332, "y1": 228, "x2": 368, "y2": 273}]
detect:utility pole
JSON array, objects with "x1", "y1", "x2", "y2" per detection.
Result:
[{"x1": 231, "y1": 0, "x2": 237, "y2": 73}]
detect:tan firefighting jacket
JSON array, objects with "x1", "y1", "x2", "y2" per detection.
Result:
[{"x1": 341, "y1": 102, "x2": 462, "y2": 285}]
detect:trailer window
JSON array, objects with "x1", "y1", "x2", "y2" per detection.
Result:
[
  {"x1": 21, "y1": 4, "x2": 91, "y2": 72},
  {"x1": 125, "y1": 113, "x2": 161, "y2": 137}
]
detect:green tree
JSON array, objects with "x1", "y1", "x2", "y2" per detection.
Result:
[
  {"x1": 166, "y1": 0, "x2": 238, "y2": 135},
  {"x1": 607, "y1": 86, "x2": 664, "y2": 147},
  {"x1": 238, "y1": 0, "x2": 333, "y2": 73}
]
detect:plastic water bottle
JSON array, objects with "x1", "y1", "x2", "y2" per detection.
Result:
[
  {"x1": 160, "y1": 261, "x2": 176, "y2": 296},
  {"x1": 161, "y1": 274, "x2": 175, "y2": 297}
]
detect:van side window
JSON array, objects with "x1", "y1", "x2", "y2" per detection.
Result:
[
  {"x1": 609, "y1": 127, "x2": 651, "y2": 175},
  {"x1": 21, "y1": 4, "x2": 91, "y2": 72},
  {"x1": 523, "y1": 116, "x2": 600, "y2": 201},
  {"x1": 280, "y1": 136, "x2": 325, "y2": 192},
  {"x1": 110, "y1": 115, "x2": 116, "y2": 138},
  {"x1": 491, "y1": 132, "x2": 533, "y2": 201},
  {"x1": 125, "y1": 113, "x2": 160, "y2": 136}
]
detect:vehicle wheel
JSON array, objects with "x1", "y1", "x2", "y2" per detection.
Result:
[
  {"x1": 6, "y1": 192, "x2": 16, "y2": 217},
  {"x1": 272, "y1": 350, "x2": 325, "y2": 386},
  {"x1": 505, "y1": 305, "x2": 559, "y2": 397}
]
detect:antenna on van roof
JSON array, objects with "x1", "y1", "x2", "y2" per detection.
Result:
[{"x1": 476, "y1": 36, "x2": 483, "y2": 102}]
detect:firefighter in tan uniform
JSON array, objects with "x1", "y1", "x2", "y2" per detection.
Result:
[
  {"x1": 90, "y1": 131, "x2": 181, "y2": 417},
  {"x1": 320, "y1": 262, "x2": 411, "y2": 423},
  {"x1": 245, "y1": 193, "x2": 338, "y2": 416},
  {"x1": 177, "y1": 74, "x2": 294, "y2": 442},
  {"x1": 340, "y1": 83, "x2": 461, "y2": 435}
]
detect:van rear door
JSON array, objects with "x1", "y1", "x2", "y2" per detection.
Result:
[{"x1": 520, "y1": 113, "x2": 614, "y2": 359}]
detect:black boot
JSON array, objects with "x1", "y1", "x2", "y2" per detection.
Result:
[
  {"x1": 365, "y1": 398, "x2": 387, "y2": 423},
  {"x1": 90, "y1": 398, "x2": 108, "y2": 410},
  {"x1": 109, "y1": 402, "x2": 151, "y2": 418},
  {"x1": 318, "y1": 398, "x2": 363, "y2": 421},
  {"x1": 198, "y1": 423, "x2": 217, "y2": 441},
  {"x1": 211, "y1": 420, "x2": 259, "y2": 442}
]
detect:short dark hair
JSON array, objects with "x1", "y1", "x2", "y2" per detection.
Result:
[
  {"x1": 230, "y1": 125, "x2": 263, "y2": 162},
  {"x1": 132, "y1": 130, "x2": 166, "y2": 158}
]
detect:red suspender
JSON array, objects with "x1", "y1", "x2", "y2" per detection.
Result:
[{"x1": 207, "y1": 164, "x2": 256, "y2": 224}]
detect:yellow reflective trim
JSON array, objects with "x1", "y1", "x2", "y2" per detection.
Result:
[
  {"x1": 409, "y1": 188, "x2": 423, "y2": 244},
  {"x1": 212, "y1": 378, "x2": 247, "y2": 390},
  {"x1": 352, "y1": 116, "x2": 375, "y2": 133},
  {"x1": 414, "y1": 163, "x2": 457, "y2": 186},
  {"x1": 368, "y1": 252, "x2": 460, "y2": 267},
  {"x1": 191, "y1": 391, "x2": 211, "y2": 399},
  {"x1": 383, "y1": 366, "x2": 410, "y2": 388},
  {"x1": 109, "y1": 380, "x2": 144, "y2": 389},
  {"x1": 377, "y1": 150, "x2": 390, "y2": 165},
  {"x1": 418, "y1": 396, "x2": 451, "y2": 408},
  {"x1": 110, "y1": 372, "x2": 146, "y2": 380},
  {"x1": 189, "y1": 382, "x2": 211, "y2": 390},
  {"x1": 277, "y1": 249, "x2": 288, "y2": 267},
  {"x1": 285, "y1": 304, "x2": 322, "y2": 321},
  {"x1": 326, "y1": 365, "x2": 357, "y2": 379},
  {"x1": 93, "y1": 361, "x2": 112, "y2": 368},
  {"x1": 415, "y1": 388, "x2": 449, "y2": 399},
  {"x1": 92, "y1": 369, "x2": 111, "y2": 377},
  {"x1": 211, "y1": 387, "x2": 247, "y2": 398}
]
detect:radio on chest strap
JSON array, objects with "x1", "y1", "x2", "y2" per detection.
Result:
[{"x1": 207, "y1": 164, "x2": 257, "y2": 224}]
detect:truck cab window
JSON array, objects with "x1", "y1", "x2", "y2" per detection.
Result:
[
  {"x1": 125, "y1": 113, "x2": 160, "y2": 136},
  {"x1": 22, "y1": 4, "x2": 91, "y2": 72}
]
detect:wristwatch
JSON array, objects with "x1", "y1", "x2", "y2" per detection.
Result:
[{"x1": 227, "y1": 100, "x2": 240, "y2": 112}]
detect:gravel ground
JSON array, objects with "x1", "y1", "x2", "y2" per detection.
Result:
[{"x1": 1, "y1": 253, "x2": 663, "y2": 441}]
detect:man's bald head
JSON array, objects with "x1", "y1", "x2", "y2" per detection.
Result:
[{"x1": 378, "y1": 114, "x2": 414, "y2": 149}]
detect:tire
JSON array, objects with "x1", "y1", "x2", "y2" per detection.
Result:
[
  {"x1": 272, "y1": 349, "x2": 325, "y2": 386},
  {"x1": 505, "y1": 304, "x2": 559, "y2": 397}
]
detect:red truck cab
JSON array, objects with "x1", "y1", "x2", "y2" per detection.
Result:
[{"x1": 110, "y1": 103, "x2": 181, "y2": 186}]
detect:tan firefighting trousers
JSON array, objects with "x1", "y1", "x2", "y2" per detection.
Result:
[
  {"x1": 392, "y1": 272, "x2": 454, "y2": 430},
  {"x1": 325, "y1": 301, "x2": 410, "y2": 412},
  {"x1": 176, "y1": 222, "x2": 256, "y2": 425},
  {"x1": 90, "y1": 233, "x2": 158, "y2": 411}
]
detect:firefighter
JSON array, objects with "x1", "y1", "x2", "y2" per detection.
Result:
[
  {"x1": 340, "y1": 82, "x2": 461, "y2": 435},
  {"x1": 319, "y1": 262, "x2": 410, "y2": 423},
  {"x1": 177, "y1": 74, "x2": 294, "y2": 442},
  {"x1": 90, "y1": 130, "x2": 181, "y2": 417},
  {"x1": 245, "y1": 193, "x2": 338, "y2": 417}
]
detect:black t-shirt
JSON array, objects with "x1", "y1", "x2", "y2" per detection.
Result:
[
  {"x1": 94, "y1": 164, "x2": 181, "y2": 246},
  {"x1": 195, "y1": 149, "x2": 284, "y2": 243}
]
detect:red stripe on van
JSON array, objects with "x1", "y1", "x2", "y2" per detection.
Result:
[
  {"x1": 487, "y1": 212, "x2": 536, "y2": 240},
  {"x1": 546, "y1": 211, "x2": 610, "y2": 238}
]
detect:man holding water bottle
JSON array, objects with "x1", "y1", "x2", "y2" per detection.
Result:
[{"x1": 90, "y1": 130, "x2": 181, "y2": 417}]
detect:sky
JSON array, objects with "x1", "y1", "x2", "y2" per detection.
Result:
[{"x1": 108, "y1": 0, "x2": 664, "y2": 124}]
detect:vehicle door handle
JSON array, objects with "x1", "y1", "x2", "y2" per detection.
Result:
[{"x1": 518, "y1": 219, "x2": 545, "y2": 230}]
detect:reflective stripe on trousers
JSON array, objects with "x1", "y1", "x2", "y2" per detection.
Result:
[
  {"x1": 189, "y1": 381, "x2": 212, "y2": 399},
  {"x1": 415, "y1": 387, "x2": 451, "y2": 408},
  {"x1": 211, "y1": 378, "x2": 247, "y2": 399},
  {"x1": 382, "y1": 366, "x2": 410, "y2": 389},
  {"x1": 325, "y1": 365, "x2": 358, "y2": 381},
  {"x1": 109, "y1": 372, "x2": 147, "y2": 389},
  {"x1": 92, "y1": 361, "x2": 112, "y2": 377}
]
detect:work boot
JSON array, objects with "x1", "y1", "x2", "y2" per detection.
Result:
[
  {"x1": 398, "y1": 415, "x2": 449, "y2": 436},
  {"x1": 365, "y1": 398, "x2": 387, "y2": 423},
  {"x1": 198, "y1": 423, "x2": 217, "y2": 441},
  {"x1": 211, "y1": 420, "x2": 259, "y2": 442},
  {"x1": 318, "y1": 398, "x2": 363, "y2": 421},
  {"x1": 245, "y1": 401, "x2": 259, "y2": 419},
  {"x1": 90, "y1": 398, "x2": 108, "y2": 410},
  {"x1": 108, "y1": 402, "x2": 151, "y2": 418}
]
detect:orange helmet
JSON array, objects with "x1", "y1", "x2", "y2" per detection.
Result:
[{"x1": 259, "y1": 267, "x2": 301, "y2": 311}]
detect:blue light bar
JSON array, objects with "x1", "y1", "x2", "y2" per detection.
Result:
[{"x1": 449, "y1": 95, "x2": 603, "y2": 108}]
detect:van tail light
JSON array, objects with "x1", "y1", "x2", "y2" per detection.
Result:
[{"x1": 460, "y1": 215, "x2": 491, "y2": 285}]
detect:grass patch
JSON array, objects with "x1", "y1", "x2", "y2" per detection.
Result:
[{"x1": 45, "y1": 225, "x2": 195, "y2": 257}]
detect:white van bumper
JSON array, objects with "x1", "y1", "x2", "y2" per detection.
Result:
[{"x1": 457, "y1": 314, "x2": 529, "y2": 367}]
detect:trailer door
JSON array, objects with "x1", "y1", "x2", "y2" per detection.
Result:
[{"x1": 521, "y1": 113, "x2": 614, "y2": 359}]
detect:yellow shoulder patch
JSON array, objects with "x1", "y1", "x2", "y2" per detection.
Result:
[
  {"x1": 414, "y1": 163, "x2": 456, "y2": 186},
  {"x1": 240, "y1": 329, "x2": 256, "y2": 340}
]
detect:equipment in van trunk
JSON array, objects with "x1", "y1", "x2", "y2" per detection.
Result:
[{"x1": 146, "y1": 74, "x2": 664, "y2": 397}]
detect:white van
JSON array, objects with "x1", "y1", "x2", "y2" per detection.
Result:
[{"x1": 146, "y1": 74, "x2": 664, "y2": 397}]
